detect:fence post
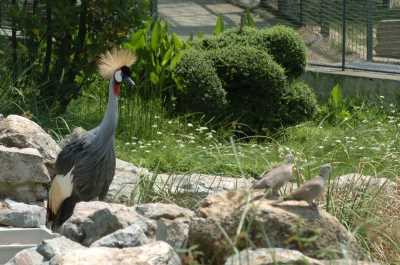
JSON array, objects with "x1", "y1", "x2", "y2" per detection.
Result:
[
  {"x1": 299, "y1": 0, "x2": 304, "y2": 26},
  {"x1": 320, "y1": 0, "x2": 329, "y2": 37},
  {"x1": 366, "y1": 0, "x2": 374, "y2": 61},
  {"x1": 151, "y1": 0, "x2": 158, "y2": 20},
  {"x1": 342, "y1": 0, "x2": 347, "y2": 71}
]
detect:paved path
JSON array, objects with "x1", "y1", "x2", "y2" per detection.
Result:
[{"x1": 158, "y1": 0, "x2": 272, "y2": 38}]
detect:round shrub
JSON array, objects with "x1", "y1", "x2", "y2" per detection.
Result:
[
  {"x1": 258, "y1": 26, "x2": 307, "y2": 79},
  {"x1": 209, "y1": 45, "x2": 288, "y2": 132},
  {"x1": 174, "y1": 49, "x2": 227, "y2": 114},
  {"x1": 280, "y1": 81, "x2": 318, "y2": 125},
  {"x1": 192, "y1": 27, "x2": 259, "y2": 50},
  {"x1": 194, "y1": 26, "x2": 307, "y2": 79}
]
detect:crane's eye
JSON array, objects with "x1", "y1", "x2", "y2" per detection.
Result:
[{"x1": 114, "y1": 70, "x2": 123, "y2": 83}]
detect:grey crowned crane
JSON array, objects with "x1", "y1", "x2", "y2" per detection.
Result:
[{"x1": 47, "y1": 49, "x2": 136, "y2": 228}]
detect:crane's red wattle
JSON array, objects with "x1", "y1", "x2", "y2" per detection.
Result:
[{"x1": 113, "y1": 83, "x2": 121, "y2": 96}]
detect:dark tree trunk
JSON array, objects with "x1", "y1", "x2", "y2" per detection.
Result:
[{"x1": 42, "y1": 0, "x2": 52, "y2": 81}]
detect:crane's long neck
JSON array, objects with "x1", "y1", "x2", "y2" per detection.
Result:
[{"x1": 98, "y1": 79, "x2": 119, "y2": 143}]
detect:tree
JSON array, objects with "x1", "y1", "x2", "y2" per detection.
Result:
[{"x1": 3, "y1": 0, "x2": 149, "y2": 114}]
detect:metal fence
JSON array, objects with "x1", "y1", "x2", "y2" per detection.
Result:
[{"x1": 260, "y1": 0, "x2": 400, "y2": 74}]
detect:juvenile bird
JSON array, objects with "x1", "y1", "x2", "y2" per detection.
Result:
[
  {"x1": 281, "y1": 163, "x2": 332, "y2": 207},
  {"x1": 252, "y1": 154, "x2": 294, "y2": 197}
]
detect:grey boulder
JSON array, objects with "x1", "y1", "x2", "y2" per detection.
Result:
[
  {"x1": 90, "y1": 224, "x2": 150, "y2": 248},
  {"x1": 0, "y1": 199, "x2": 46, "y2": 228},
  {"x1": 36, "y1": 236, "x2": 85, "y2": 261}
]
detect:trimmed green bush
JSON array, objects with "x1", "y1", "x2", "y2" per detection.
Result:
[
  {"x1": 209, "y1": 45, "x2": 288, "y2": 132},
  {"x1": 280, "y1": 81, "x2": 318, "y2": 126},
  {"x1": 258, "y1": 26, "x2": 307, "y2": 79},
  {"x1": 174, "y1": 49, "x2": 227, "y2": 114},
  {"x1": 193, "y1": 26, "x2": 307, "y2": 79}
]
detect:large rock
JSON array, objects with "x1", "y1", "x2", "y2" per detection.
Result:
[
  {"x1": 36, "y1": 236, "x2": 85, "y2": 261},
  {"x1": 90, "y1": 224, "x2": 150, "y2": 248},
  {"x1": 4, "y1": 247, "x2": 44, "y2": 265},
  {"x1": 156, "y1": 173, "x2": 254, "y2": 196},
  {"x1": 0, "y1": 146, "x2": 50, "y2": 202},
  {"x1": 48, "y1": 241, "x2": 181, "y2": 265},
  {"x1": 224, "y1": 248, "x2": 381, "y2": 265},
  {"x1": 224, "y1": 248, "x2": 323, "y2": 265},
  {"x1": 332, "y1": 173, "x2": 397, "y2": 194},
  {"x1": 106, "y1": 159, "x2": 149, "y2": 204},
  {"x1": 228, "y1": 0, "x2": 260, "y2": 9},
  {"x1": 190, "y1": 190, "x2": 364, "y2": 265},
  {"x1": 135, "y1": 203, "x2": 194, "y2": 249},
  {"x1": 59, "y1": 201, "x2": 156, "y2": 246},
  {"x1": 0, "y1": 115, "x2": 60, "y2": 176},
  {"x1": 0, "y1": 199, "x2": 46, "y2": 228}
]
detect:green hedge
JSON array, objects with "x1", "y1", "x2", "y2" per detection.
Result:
[
  {"x1": 193, "y1": 26, "x2": 307, "y2": 79},
  {"x1": 174, "y1": 49, "x2": 227, "y2": 114},
  {"x1": 209, "y1": 45, "x2": 288, "y2": 132}
]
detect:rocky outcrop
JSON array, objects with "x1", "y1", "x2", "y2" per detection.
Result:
[
  {"x1": 59, "y1": 201, "x2": 156, "y2": 246},
  {"x1": 189, "y1": 190, "x2": 364, "y2": 264},
  {"x1": 49, "y1": 241, "x2": 181, "y2": 265},
  {"x1": 0, "y1": 199, "x2": 46, "y2": 228},
  {"x1": 0, "y1": 115, "x2": 60, "y2": 176},
  {"x1": 135, "y1": 203, "x2": 194, "y2": 249}
]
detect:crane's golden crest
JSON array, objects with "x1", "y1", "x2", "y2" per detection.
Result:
[{"x1": 98, "y1": 48, "x2": 137, "y2": 79}]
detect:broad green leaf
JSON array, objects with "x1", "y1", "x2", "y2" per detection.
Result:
[
  {"x1": 162, "y1": 47, "x2": 173, "y2": 66},
  {"x1": 214, "y1": 15, "x2": 224, "y2": 35},
  {"x1": 151, "y1": 21, "x2": 161, "y2": 51},
  {"x1": 244, "y1": 9, "x2": 256, "y2": 27},
  {"x1": 150, "y1": 72, "x2": 159, "y2": 84},
  {"x1": 330, "y1": 84, "x2": 343, "y2": 109}
]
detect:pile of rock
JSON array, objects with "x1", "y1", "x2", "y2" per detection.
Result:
[{"x1": 0, "y1": 115, "x2": 393, "y2": 265}]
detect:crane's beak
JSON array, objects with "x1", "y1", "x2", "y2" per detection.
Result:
[{"x1": 123, "y1": 76, "x2": 135, "y2": 89}]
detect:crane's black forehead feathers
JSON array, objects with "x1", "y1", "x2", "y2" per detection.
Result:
[{"x1": 120, "y1": 65, "x2": 131, "y2": 77}]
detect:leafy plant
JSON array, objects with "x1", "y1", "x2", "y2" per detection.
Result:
[
  {"x1": 124, "y1": 19, "x2": 188, "y2": 105},
  {"x1": 214, "y1": 15, "x2": 225, "y2": 35},
  {"x1": 323, "y1": 84, "x2": 351, "y2": 125}
]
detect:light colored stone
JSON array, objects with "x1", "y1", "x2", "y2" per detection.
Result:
[
  {"x1": 156, "y1": 173, "x2": 254, "y2": 195},
  {"x1": 90, "y1": 224, "x2": 150, "y2": 248},
  {"x1": 36, "y1": 236, "x2": 85, "y2": 261},
  {"x1": 0, "y1": 115, "x2": 60, "y2": 176},
  {"x1": 227, "y1": 0, "x2": 260, "y2": 9},
  {"x1": 190, "y1": 190, "x2": 364, "y2": 264},
  {"x1": 106, "y1": 159, "x2": 149, "y2": 204},
  {"x1": 224, "y1": 248, "x2": 324, "y2": 265},
  {"x1": 135, "y1": 203, "x2": 194, "y2": 249},
  {"x1": 59, "y1": 201, "x2": 156, "y2": 246},
  {"x1": 332, "y1": 173, "x2": 397, "y2": 194},
  {"x1": 321, "y1": 260, "x2": 381, "y2": 265},
  {"x1": 4, "y1": 247, "x2": 43, "y2": 265},
  {"x1": 0, "y1": 199, "x2": 46, "y2": 228},
  {"x1": 0, "y1": 146, "x2": 50, "y2": 184},
  {"x1": 49, "y1": 241, "x2": 181, "y2": 265}
]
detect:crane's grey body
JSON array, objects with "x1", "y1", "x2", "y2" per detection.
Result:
[
  {"x1": 252, "y1": 154, "x2": 294, "y2": 195},
  {"x1": 283, "y1": 164, "x2": 331, "y2": 206},
  {"x1": 56, "y1": 81, "x2": 118, "y2": 201}
]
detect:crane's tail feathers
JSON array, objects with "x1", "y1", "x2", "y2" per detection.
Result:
[
  {"x1": 48, "y1": 167, "x2": 75, "y2": 216},
  {"x1": 98, "y1": 48, "x2": 137, "y2": 79}
]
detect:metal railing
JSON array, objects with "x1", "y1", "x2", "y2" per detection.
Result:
[{"x1": 261, "y1": 0, "x2": 400, "y2": 74}]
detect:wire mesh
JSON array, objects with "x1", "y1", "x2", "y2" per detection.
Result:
[{"x1": 260, "y1": 0, "x2": 400, "y2": 73}]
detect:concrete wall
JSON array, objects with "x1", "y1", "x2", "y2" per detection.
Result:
[{"x1": 301, "y1": 67, "x2": 400, "y2": 105}]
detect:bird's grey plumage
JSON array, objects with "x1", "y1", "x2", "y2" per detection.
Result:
[
  {"x1": 252, "y1": 154, "x2": 294, "y2": 194},
  {"x1": 283, "y1": 164, "x2": 332, "y2": 206}
]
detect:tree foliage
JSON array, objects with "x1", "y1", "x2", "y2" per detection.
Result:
[{"x1": 1, "y1": 0, "x2": 149, "y2": 114}]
